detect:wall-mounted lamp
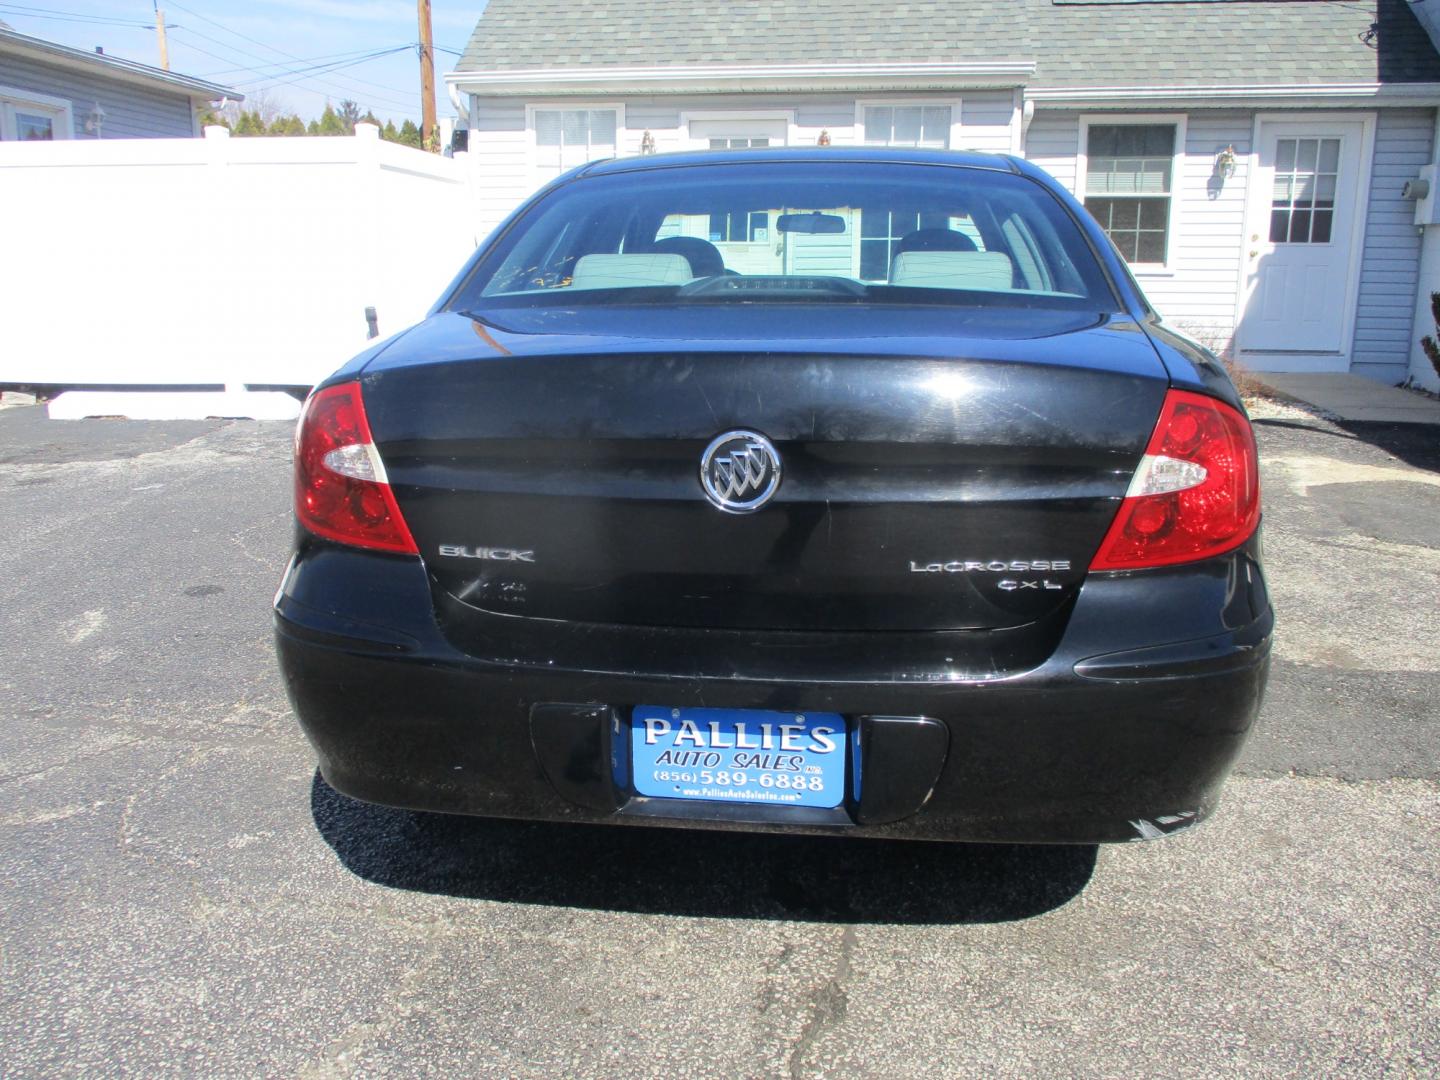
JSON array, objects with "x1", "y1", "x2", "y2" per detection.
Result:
[
  {"x1": 640, "y1": 129, "x2": 656, "y2": 155},
  {"x1": 85, "y1": 101, "x2": 107, "y2": 138},
  {"x1": 1214, "y1": 144, "x2": 1237, "y2": 180},
  {"x1": 817, "y1": 129, "x2": 832, "y2": 146}
]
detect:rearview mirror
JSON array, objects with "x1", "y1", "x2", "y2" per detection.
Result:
[{"x1": 776, "y1": 212, "x2": 846, "y2": 235}]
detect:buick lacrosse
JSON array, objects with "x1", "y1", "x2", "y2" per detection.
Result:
[{"x1": 275, "y1": 148, "x2": 1270, "y2": 844}]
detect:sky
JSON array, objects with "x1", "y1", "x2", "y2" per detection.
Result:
[{"x1": 0, "y1": 1, "x2": 484, "y2": 124}]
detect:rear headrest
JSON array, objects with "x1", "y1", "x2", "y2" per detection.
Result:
[
  {"x1": 569, "y1": 254, "x2": 695, "y2": 290},
  {"x1": 895, "y1": 227, "x2": 979, "y2": 255},
  {"x1": 890, "y1": 250, "x2": 1015, "y2": 291},
  {"x1": 649, "y1": 236, "x2": 725, "y2": 277}
]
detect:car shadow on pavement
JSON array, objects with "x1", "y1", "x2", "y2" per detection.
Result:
[
  {"x1": 1254, "y1": 416, "x2": 1440, "y2": 475},
  {"x1": 311, "y1": 774, "x2": 1096, "y2": 924}
]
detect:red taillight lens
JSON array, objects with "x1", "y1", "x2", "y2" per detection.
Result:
[
  {"x1": 1090, "y1": 389, "x2": 1260, "y2": 571},
  {"x1": 294, "y1": 381, "x2": 418, "y2": 555}
]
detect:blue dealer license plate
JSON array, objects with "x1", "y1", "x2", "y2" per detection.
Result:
[{"x1": 630, "y1": 705, "x2": 846, "y2": 809}]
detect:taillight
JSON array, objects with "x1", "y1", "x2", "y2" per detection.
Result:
[
  {"x1": 294, "y1": 381, "x2": 418, "y2": 555},
  {"x1": 1090, "y1": 389, "x2": 1259, "y2": 571}
]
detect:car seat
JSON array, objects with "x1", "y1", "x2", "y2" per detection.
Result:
[{"x1": 648, "y1": 236, "x2": 727, "y2": 278}]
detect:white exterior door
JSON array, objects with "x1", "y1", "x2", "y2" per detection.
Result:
[{"x1": 1238, "y1": 118, "x2": 1369, "y2": 365}]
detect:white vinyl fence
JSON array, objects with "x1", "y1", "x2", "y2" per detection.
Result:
[{"x1": 0, "y1": 124, "x2": 480, "y2": 417}]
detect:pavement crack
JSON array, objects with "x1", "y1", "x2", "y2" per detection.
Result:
[
  {"x1": 116, "y1": 744, "x2": 226, "y2": 869},
  {"x1": 0, "y1": 735, "x2": 147, "y2": 786},
  {"x1": 786, "y1": 925, "x2": 857, "y2": 1079},
  {"x1": 230, "y1": 512, "x2": 290, "y2": 569}
]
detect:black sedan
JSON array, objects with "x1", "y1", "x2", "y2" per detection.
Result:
[{"x1": 275, "y1": 148, "x2": 1270, "y2": 844}]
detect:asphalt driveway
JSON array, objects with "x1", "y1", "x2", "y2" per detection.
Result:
[{"x1": 1, "y1": 402, "x2": 1436, "y2": 1077}]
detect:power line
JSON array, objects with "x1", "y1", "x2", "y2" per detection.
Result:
[
  {"x1": 196, "y1": 43, "x2": 409, "y2": 79},
  {"x1": 159, "y1": 1, "x2": 423, "y2": 111},
  {"x1": 168, "y1": 26, "x2": 416, "y2": 110},
  {"x1": 0, "y1": 3, "x2": 149, "y2": 27},
  {"x1": 165, "y1": 0, "x2": 313, "y2": 62},
  {"x1": 164, "y1": 0, "x2": 414, "y2": 97},
  {"x1": 165, "y1": 31, "x2": 414, "y2": 108},
  {"x1": 2, "y1": 1, "x2": 434, "y2": 118},
  {"x1": 242, "y1": 46, "x2": 417, "y2": 99}
]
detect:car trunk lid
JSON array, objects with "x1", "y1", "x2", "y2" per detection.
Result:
[{"x1": 364, "y1": 306, "x2": 1168, "y2": 632}]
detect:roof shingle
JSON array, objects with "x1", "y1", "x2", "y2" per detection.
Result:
[{"x1": 455, "y1": 0, "x2": 1440, "y2": 87}]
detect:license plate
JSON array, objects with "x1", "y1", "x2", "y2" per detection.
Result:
[{"x1": 630, "y1": 705, "x2": 846, "y2": 809}]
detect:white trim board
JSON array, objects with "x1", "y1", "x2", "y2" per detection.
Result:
[
  {"x1": 1028, "y1": 82, "x2": 1440, "y2": 107},
  {"x1": 1230, "y1": 352, "x2": 1351, "y2": 374},
  {"x1": 1232, "y1": 111, "x2": 1377, "y2": 369},
  {"x1": 448, "y1": 62, "x2": 1035, "y2": 97}
]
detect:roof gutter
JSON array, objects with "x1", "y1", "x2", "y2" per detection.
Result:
[
  {"x1": 0, "y1": 27, "x2": 239, "y2": 100},
  {"x1": 446, "y1": 61, "x2": 1036, "y2": 97},
  {"x1": 1026, "y1": 81, "x2": 1440, "y2": 108}
]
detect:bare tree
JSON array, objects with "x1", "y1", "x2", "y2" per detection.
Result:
[{"x1": 220, "y1": 89, "x2": 290, "y2": 128}]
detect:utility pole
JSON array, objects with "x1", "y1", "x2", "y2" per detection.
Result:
[
  {"x1": 154, "y1": 5, "x2": 170, "y2": 71},
  {"x1": 417, "y1": 0, "x2": 437, "y2": 152}
]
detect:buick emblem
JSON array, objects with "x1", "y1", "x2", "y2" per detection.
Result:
[{"x1": 700, "y1": 430, "x2": 782, "y2": 513}]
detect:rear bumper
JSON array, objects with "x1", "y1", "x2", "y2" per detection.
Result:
[{"x1": 274, "y1": 536, "x2": 1272, "y2": 844}]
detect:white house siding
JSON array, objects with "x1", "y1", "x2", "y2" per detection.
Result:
[
  {"x1": 1025, "y1": 108, "x2": 1252, "y2": 352},
  {"x1": 1350, "y1": 107, "x2": 1434, "y2": 383},
  {"x1": 0, "y1": 52, "x2": 195, "y2": 138},
  {"x1": 1143, "y1": 111, "x2": 1253, "y2": 346},
  {"x1": 958, "y1": 91, "x2": 1019, "y2": 155},
  {"x1": 463, "y1": 92, "x2": 1433, "y2": 381},
  {"x1": 464, "y1": 91, "x2": 1020, "y2": 237},
  {"x1": 1023, "y1": 110, "x2": 1079, "y2": 189},
  {"x1": 467, "y1": 99, "x2": 530, "y2": 242},
  {"x1": 1027, "y1": 106, "x2": 1438, "y2": 380}
]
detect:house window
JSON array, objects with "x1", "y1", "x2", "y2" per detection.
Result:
[
  {"x1": 1084, "y1": 123, "x2": 1177, "y2": 266},
  {"x1": 533, "y1": 108, "x2": 617, "y2": 179},
  {"x1": 709, "y1": 210, "x2": 769, "y2": 243},
  {"x1": 1269, "y1": 137, "x2": 1340, "y2": 244},
  {"x1": 0, "y1": 89, "x2": 70, "y2": 141},
  {"x1": 863, "y1": 106, "x2": 950, "y2": 149},
  {"x1": 709, "y1": 136, "x2": 769, "y2": 149}
]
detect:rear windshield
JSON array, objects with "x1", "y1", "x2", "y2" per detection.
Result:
[{"x1": 448, "y1": 160, "x2": 1118, "y2": 313}]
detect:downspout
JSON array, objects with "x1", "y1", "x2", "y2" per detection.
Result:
[
  {"x1": 446, "y1": 75, "x2": 466, "y2": 119},
  {"x1": 1010, "y1": 88, "x2": 1035, "y2": 157}
]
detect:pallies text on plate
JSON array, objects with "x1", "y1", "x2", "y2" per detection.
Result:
[{"x1": 640, "y1": 718, "x2": 840, "y2": 754}]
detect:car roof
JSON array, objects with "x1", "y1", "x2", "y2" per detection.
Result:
[{"x1": 575, "y1": 146, "x2": 1027, "y2": 179}]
